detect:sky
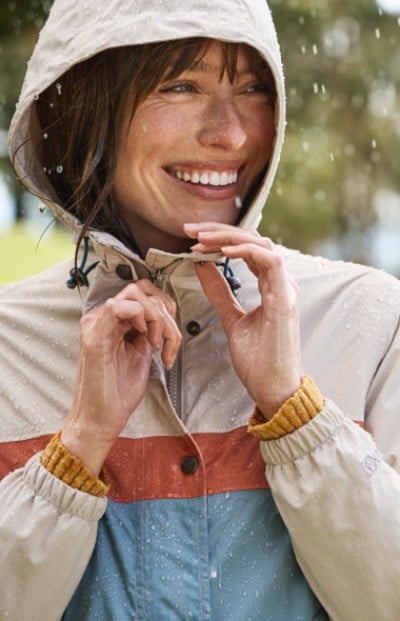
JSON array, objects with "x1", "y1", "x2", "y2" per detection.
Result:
[{"x1": 376, "y1": 0, "x2": 400, "y2": 13}]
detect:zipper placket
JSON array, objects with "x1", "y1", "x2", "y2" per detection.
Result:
[{"x1": 149, "y1": 265, "x2": 182, "y2": 418}]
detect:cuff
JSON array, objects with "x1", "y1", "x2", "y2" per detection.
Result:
[
  {"x1": 41, "y1": 432, "x2": 111, "y2": 498},
  {"x1": 248, "y1": 375, "x2": 324, "y2": 440}
]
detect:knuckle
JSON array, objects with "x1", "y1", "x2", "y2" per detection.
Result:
[
  {"x1": 261, "y1": 236, "x2": 273, "y2": 248},
  {"x1": 271, "y1": 253, "x2": 283, "y2": 268},
  {"x1": 136, "y1": 278, "x2": 153, "y2": 291},
  {"x1": 123, "y1": 282, "x2": 141, "y2": 296}
]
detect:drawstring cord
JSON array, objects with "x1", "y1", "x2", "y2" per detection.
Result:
[
  {"x1": 66, "y1": 237, "x2": 99, "y2": 289},
  {"x1": 220, "y1": 258, "x2": 242, "y2": 295},
  {"x1": 65, "y1": 238, "x2": 241, "y2": 295}
]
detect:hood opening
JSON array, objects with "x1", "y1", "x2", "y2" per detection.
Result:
[{"x1": 8, "y1": 0, "x2": 286, "y2": 262}]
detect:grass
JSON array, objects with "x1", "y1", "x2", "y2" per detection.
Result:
[{"x1": 0, "y1": 222, "x2": 74, "y2": 284}]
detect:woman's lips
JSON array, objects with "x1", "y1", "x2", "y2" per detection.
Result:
[{"x1": 165, "y1": 164, "x2": 244, "y2": 200}]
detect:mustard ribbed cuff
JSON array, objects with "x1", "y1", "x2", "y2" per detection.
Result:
[
  {"x1": 248, "y1": 375, "x2": 324, "y2": 440},
  {"x1": 41, "y1": 432, "x2": 111, "y2": 498}
]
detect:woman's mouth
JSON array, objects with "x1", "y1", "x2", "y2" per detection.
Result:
[{"x1": 171, "y1": 169, "x2": 238, "y2": 186}]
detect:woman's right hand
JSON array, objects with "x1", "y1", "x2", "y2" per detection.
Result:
[{"x1": 61, "y1": 279, "x2": 181, "y2": 474}]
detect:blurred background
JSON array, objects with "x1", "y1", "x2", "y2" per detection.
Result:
[{"x1": 1, "y1": 0, "x2": 400, "y2": 283}]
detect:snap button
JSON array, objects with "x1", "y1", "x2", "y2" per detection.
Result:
[
  {"x1": 180, "y1": 455, "x2": 199, "y2": 475},
  {"x1": 116, "y1": 264, "x2": 133, "y2": 281},
  {"x1": 186, "y1": 321, "x2": 201, "y2": 336}
]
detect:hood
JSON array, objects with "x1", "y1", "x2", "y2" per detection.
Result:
[{"x1": 8, "y1": 0, "x2": 286, "y2": 252}]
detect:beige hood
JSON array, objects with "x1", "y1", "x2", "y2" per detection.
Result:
[{"x1": 8, "y1": 0, "x2": 286, "y2": 240}]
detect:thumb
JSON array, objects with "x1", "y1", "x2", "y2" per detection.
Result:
[{"x1": 194, "y1": 262, "x2": 243, "y2": 331}]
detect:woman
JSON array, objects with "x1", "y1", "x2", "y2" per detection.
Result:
[{"x1": 0, "y1": 1, "x2": 399, "y2": 620}]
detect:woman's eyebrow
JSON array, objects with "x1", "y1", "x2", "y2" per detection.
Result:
[{"x1": 186, "y1": 59, "x2": 260, "y2": 78}]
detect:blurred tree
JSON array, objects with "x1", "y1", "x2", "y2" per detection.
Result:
[
  {"x1": 0, "y1": 1, "x2": 51, "y2": 126},
  {"x1": 265, "y1": 0, "x2": 400, "y2": 267},
  {"x1": 0, "y1": 1, "x2": 51, "y2": 218}
]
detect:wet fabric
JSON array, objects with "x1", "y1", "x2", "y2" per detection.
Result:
[{"x1": 1, "y1": 0, "x2": 400, "y2": 620}]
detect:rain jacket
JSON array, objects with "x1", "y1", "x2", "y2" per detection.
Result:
[{"x1": 1, "y1": 1, "x2": 400, "y2": 620}]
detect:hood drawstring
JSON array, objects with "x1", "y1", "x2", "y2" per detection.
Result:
[
  {"x1": 66, "y1": 237, "x2": 99, "y2": 289},
  {"x1": 65, "y1": 238, "x2": 241, "y2": 295},
  {"x1": 221, "y1": 258, "x2": 241, "y2": 295}
]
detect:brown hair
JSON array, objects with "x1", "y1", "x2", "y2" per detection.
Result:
[{"x1": 34, "y1": 38, "x2": 274, "y2": 254}]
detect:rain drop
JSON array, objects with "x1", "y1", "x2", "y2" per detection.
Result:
[
  {"x1": 56, "y1": 165, "x2": 63, "y2": 174},
  {"x1": 56, "y1": 83, "x2": 62, "y2": 95}
]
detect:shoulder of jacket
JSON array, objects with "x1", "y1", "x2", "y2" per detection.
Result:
[
  {"x1": 280, "y1": 245, "x2": 400, "y2": 292},
  {"x1": 0, "y1": 257, "x2": 76, "y2": 299}
]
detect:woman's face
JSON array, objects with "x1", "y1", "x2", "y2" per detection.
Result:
[{"x1": 113, "y1": 41, "x2": 276, "y2": 255}]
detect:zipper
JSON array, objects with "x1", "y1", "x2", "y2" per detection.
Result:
[{"x1": 148, "y1": 263, "x2": 182, "y2": 418}]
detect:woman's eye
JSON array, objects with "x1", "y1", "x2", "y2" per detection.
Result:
[
  {"x1": 245, "y1": 82, "x2": 273, "y2": 95},
  {"x1": 161, "y1": 82, "x2": 196, "y2": 94}
]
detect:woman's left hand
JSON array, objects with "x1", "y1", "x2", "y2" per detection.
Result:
[{"x1": 185, "y1": 222, "x2": 303, "y2": 420}]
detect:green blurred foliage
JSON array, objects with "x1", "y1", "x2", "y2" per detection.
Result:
[
  {"x1": 1, "y1": 0, "x2": 400, "y2": 270},
  {"x1": 265, "y1": 0, "x2": 400, "y2": 266}
]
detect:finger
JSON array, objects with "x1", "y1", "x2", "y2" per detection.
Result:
[
  {"x1": 115, "y1": 280, "x2": 177, "y2": 318},
  {"x1": 222, "y1": 242, "x2": 280, "y2": 272},
  {"x1": 145, "y1": 298, "x2": 174, "y2": 350},
  {"x1": 159, "y1": 315, "x2": 182, "y2": 369},
  {"x1": 184, "y1": 221, "x2": 238, "y2": 238},
  {"x1": 108, "y1": 295, "x2": 181, "y2": 367},
  {"x1": 108, "y1": 298, "x2": 149, "y2": 333},
  {"x1": 103, "y1": 295, "x2": 166, "y2": 350},
  {"x1": 112, "y1": 283, "x2": 175, "y2": 348},
  {"x1": 135, "y1": 279, "x2": 177, "y2": 318},
  {"x1": 80, "y1": 298, "x2": 149, "y2": 346},
  {"x1": 195, "y1": 262, "x2": 244, "y2": 333},
  {"x1": 222, "y1": 244, "x2": 297, "y2": 309},
  {"x1": 190, "y1": 229, "x2": 273, "y2": 255}
]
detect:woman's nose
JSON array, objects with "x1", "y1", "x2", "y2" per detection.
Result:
[{"x1": 197, "y1": 98, "x2": 247, "y2": 151}]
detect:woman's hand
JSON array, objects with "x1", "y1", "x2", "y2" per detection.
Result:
[
  {"x1": 61, "y1": 280, "x2": 181, "y2": 474},
  {"x1": 185, "y1": 222, "x2": 303, "y2": 420}
]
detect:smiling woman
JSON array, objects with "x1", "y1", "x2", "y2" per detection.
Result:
[
  {"x1": 34, "y1": 38, "x2": 276, "y2": 256},
  {"x1": 1, "y1": 1, "x2": 400, "y2": 620},
  {"x1": 112, "y1": 41, "x2": 276, "y2": 254}
]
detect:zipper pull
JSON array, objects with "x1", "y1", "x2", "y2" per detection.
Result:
[{"x1": 152, "y1": 268, "x2": 166, "y2": 289}]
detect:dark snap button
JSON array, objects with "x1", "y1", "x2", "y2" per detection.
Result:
[
  {"x1": 186, "y1": 321, "x2": 201, "y2": 336},
  {"x1": 180, "y1": 456, "x2": 199, "y2": 475},
  {"x1": 116, "y1": 264, "x2": 133, "y2": 281}
]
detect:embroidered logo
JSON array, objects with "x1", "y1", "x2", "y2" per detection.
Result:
[{"x1": 362, "y1": 450, "x2": 382, "y2": 476}]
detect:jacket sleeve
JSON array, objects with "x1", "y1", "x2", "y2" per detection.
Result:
[
  {"x1": 0, "y1": 453, "x2": 106, "y2": 621},
  {"x1": 258, "y1": 397, "x2": 400, "y2": 621}
]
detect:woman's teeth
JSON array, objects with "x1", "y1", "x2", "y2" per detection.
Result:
[{"x1": 173, "y1": 170, "x2": 238, "y2": 186}]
